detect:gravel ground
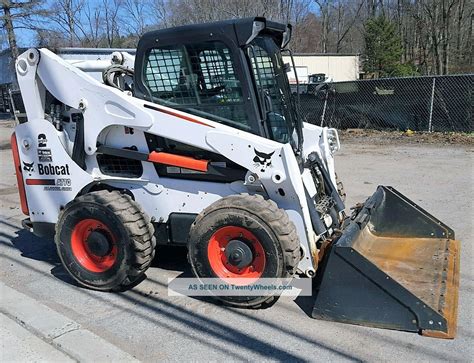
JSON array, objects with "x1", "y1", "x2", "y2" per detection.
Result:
[{"x1": 1, "y1": 120, "x2": 472, "y2": 362}]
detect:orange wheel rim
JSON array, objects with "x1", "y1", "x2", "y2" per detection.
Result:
[
  {"x1": 70, "y1": 218, "x2": 118, "y2": 273},
  {"x1": 207, "y1": 226, "x2": 265, "y2": 280}
]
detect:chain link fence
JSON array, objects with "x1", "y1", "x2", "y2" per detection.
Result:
[
  {"x1": 298, "y1": 74, "x2": 473, "y2": 132},
  {"x1": 2, "y1": 72, "x2": 473, "y2": 132},
  {"x1": 0, "y1": 85, "x2": 12, "y2": 113}
]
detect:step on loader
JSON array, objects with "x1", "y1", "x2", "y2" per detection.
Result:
[{"x1": 10, "y1": 17, "x2": 460, "y2": 338}]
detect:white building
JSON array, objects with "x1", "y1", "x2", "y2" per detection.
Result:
[{"x1": 283, "y1": 53, "x2": 360, "y2": 83}]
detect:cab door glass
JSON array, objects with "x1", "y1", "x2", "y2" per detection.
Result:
[{"x1": 248, "y1": 36, "x2": 297, "y2": 146}]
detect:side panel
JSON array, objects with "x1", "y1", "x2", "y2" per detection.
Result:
[
  {"x1": 15, "y1": 120, "x2": 94, "y2": 223},
  {"x1": 106, "y1": 179, "x2": 246, "y2": 223}
]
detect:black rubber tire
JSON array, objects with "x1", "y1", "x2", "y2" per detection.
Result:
[
  {"x1": 55, "y1": 190, "x2": 156, "y2": 291},
  {"x1": 188, "y1": 194, "x2": 300, "y2": 308}
]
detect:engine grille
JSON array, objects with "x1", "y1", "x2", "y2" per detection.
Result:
[
  {"x1": 97, "y1": 154, "x2": 143, "y2": 178},
  {"x1": 315, "y1": 195, "x2": 335, "y2": 215}
]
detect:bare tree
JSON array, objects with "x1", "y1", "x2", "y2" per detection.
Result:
[
  {"x1": 161, "y1": 0, "x2": 302, "y2": 27},
  {"x1": 103, "y1": 0, "x2": 122, "y2": 47},
  {"x1": 149, "y1": 0, "x2": 169, "y2": 28},
  {"x1": 80, "y1": 1, "x2": 102, "y2": 47},
  {"x1": 35, "y1": 28, "x2": 68, "y2": 47},
  {"x1": 49, "y1": 0, "x2": 85, "y2": 46},
  {"x1": 3, "y1": 0, "x2": 471, "y2": 75},
  {"x1": 1, "y1": 0, "x2": 48, "y2": 58},
  {"x1": 123, "y1": 0, "x2": 149, "y2": 37},
  {"x1": 422, "y1": 0, "x2": 459, "y2": 75},
  {"x1": 334, "y1": 0, "x2": 364, "y2": 52},
  {"x1": 314, "y1": 0, "x2": 330, "y2": 52}
]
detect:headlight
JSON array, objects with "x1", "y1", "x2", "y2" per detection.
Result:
[{"x1": 327, "y1": 128, "x2": 340, "y2": 154}]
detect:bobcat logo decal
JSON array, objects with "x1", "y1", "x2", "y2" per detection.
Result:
[
  {"x1": 23, "y1": 161, "x2": 34, "y2": 173},
  {"x1": 253, "y1": 149, "x2": 275, "y2": 172}
]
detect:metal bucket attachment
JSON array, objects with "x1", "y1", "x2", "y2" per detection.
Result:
[{"x1": 312, "y1": 186, "x2": 460, "y2": 338}]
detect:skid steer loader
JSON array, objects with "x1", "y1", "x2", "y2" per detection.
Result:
[{"x1": 11, "y1": 17, "x2": 459, "y2": 338}]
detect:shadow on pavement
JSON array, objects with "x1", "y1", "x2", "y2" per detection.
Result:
[
  {"x1": 152, "y1": 245, "x2": 192, "y2": 276},
  {"x1": 9, "y1": 229, "x2": 59, "y2": 265},
  {"x1": 1, "y1": 222, "x2": 364, "y2": 361},
  {"x1": 6, "y1": 228, "x2": 197, "y2": 286},
  {"x1": 1, "y1": 222, "x2": 464, "y2": 361}
]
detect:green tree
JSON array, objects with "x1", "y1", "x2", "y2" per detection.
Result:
[{"x1": 363, "y1": 16, "x2": 404, "y2": 78}]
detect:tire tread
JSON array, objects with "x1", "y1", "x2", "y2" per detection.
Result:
[
  {"x1": 56, "y1": 190, "x2": 156, "y2": 291},
  {"x1": 190, "y1": 193, "x2": 300, "y2": 308}
]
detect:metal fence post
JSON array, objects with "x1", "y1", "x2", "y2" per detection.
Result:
[
  {"x1": 320, "y1": 90, "x2": 329, "y2": 127},
  {"x1": 428, "y1": 77, "x2": 436, "y2": 132}
]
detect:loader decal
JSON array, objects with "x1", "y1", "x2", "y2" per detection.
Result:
[
  {"x1": 25, "y1": 178, "x2": 72, "y2": 191},
  {"x1": 38, "y1": 149, "x2": 52, "y2": 162},
  {"x1": 37, "y1": 134, "x2": 47, "y2": 148},
  {"x1": 253, "y1": 149, "x2": 274, "y2": 172},
  {"x1": 26, "y1": 179, "x2": 55, "y2": 185}
]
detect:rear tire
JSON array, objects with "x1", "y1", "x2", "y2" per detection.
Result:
[
  {"x1": 55, "y1": 190, "x2": 156, "y2": 291},
  {"x1": 188, "y1": 194, "x2": 300, "y2": 308}
]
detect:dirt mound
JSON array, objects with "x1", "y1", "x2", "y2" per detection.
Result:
[{"x1": 340, "y1": 129, "x2": 473, "y2": 146}]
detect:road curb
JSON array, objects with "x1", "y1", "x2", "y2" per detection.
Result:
[{"x1": 0, "y1": 282, "x2": 139, "y2": 362}]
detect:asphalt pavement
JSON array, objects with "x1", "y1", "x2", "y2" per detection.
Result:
[
  {"x1": 0, "y1": 120, "x2": 472, "y2": 362},
  {"x1": 1, "y1": 282, "x2": 137, "y2": 362}
]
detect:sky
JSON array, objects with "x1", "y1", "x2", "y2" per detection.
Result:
[
  {"x1": 5, "y1": 28, "x2": 37, "y2": 49},
  {"x1": 2, "y1": 0, "x2": 112, "y2": 50}
]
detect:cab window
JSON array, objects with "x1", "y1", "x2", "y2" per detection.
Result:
[{"x1": 144, "y1": 41, "x2": 251, "y2": 132}]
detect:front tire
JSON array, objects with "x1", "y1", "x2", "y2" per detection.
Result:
[
  {"x1": 55, "y1": 190, "x2": 156, "y2": 291},
  {"x1": 188, "y1": 194, "x2": 300, "y2": 308}
]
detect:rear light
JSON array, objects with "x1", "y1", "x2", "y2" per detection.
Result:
[{"x1": 10, "y1": 132, "x2": 29, "y2": 215}]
